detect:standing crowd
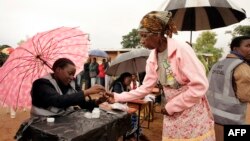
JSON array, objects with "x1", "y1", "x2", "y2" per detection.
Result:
[{"x1": 80, "y1": 57, "x2": 111, "y2": 90}]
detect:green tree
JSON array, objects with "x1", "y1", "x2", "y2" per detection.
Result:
[
  {"x1": 0, "y1": 44, "x2": 11, "y2": 50},
  {"x1": 18, "y1": 40, "x2": 26, "y2": 45},
  {"x1": 0, "y1": 52, "x2": 8, "y2": 67},
  {"x1": 0, "y1": 44, "x2": 11, "y2": 66},
  {"x1": 232, "y1": 25, "x2": 250, "y2": 36},
  {"x1": 121, "y1": 29, "x2": 140, "y2": 48},
  {"x1": 194, "y1": 31, "x2": 223, "y2": 74},
  {"x1": 0, "y1": 45, "x2": 8, "y2": 67}
]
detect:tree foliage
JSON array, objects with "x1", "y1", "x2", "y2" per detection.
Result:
[
  {"x1": 194, "y1": 31, "x2": 223, "y2": 74},
  {"x1": 0, "y1": 44, "x2": 11, "y2": 67},
  {"x1": 121, "y1": 29, "x2": 140, "y2": 48},
  {"x1": 232, "y1": 25, "x2": 250, "y2": 36},
  {"x1": 0, "y1": 52, "x2": 8, "y2": 67},
  {"x1": 0, "y1": 44, "x2": 11, "y2": 50}
]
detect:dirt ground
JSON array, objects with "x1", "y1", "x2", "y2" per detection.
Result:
[
  {"x1": 0, "y1": 106, "x2": 163, "y2": 141},
  {"x1": 0, "y1": 107, "x2": 30, "y2": 141}
]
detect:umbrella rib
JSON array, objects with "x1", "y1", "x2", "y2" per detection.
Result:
[
  {"x1": 1, "y1": 59, "x2": 48, "y2": 108},
  {"x1": 36, "y1": 27, "x2": 74, "y2": 54},
  {"x1": 0, "y1": 55, "x2": 46, "y2": 86},
  {"x1": 41, "y1": 38, "x2": 56, "y2": 62},
  {"x1": 40, "y1": 27, "x2": 88, "y2": 54},
  {"x1": 18, "y1": 47, "x2": 36, "y2": 56},
  {"x1": 1, "y1": 61, "x2": 36, "y2": 109},
  {"x1": 0, "y1": 57, "x2": 36, "y2": 83},
  {"x1": 1, "y1": 55, "x2": 34, "y2": 67},
  {"x1": 40, "y1": 37, "x2": 59, "y2": 54},
  {"x1": 44, "y1": 43, "x2": 89, "y2": 60},
  {"x1": 48, "y1": 52, "x2": 87, "y2": 60},
  {"x1": 41, "y1": 33, "x2": 88, "y2": 55},
  {"x1": 36, "y1": 27, "x2": 65, "y2": 53},
  {"x1": 31, "y1": 36, "x2": 42, "y2": 55},
  {"x1": 37, "y1": 27, "x2": 66, "y2": 54},
  {"x1": 15, "y1": 62, "x2": 41, "y2": 76},
  {"x1": 47, "y1": 43, "x2": 89, "y2": 55},
  {"x1": 39, "y1": 34, "x2": 88, "y2": 63},
  {"x1": 14, "y1": 64, "x2": 34, "y2": 110}
]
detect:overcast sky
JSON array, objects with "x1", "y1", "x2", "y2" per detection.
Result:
[{"x1": 0, "y1": 0, "x2": 249, "y2": 52}]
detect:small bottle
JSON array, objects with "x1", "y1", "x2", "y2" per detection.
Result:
[
  {"x1": 10, "y1": 107, "x2": 16, "y2": 118},
  {"x1": 92, "y1": 108, "x2": 100, "y2": 118}
]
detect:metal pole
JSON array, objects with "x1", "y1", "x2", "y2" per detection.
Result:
[{"x1": 190, "y1": 31, "x2": 193, "y2": 45}]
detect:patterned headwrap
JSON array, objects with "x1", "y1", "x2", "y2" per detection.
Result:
[{"x1": 138, "y1": 11, "x2": 178, "y2": 38}]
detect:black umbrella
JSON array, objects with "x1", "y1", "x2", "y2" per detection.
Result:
[
  {"x1": 159, "y1": 0, "x2": 247, "y2": 43},
  {"x1": 105, "y1": 48, "x2": 151, "y2": 76}
]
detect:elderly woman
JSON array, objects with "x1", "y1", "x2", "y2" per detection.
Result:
[
  {"x1": 106, "y1": 11, "x2": 215, "y2": 141},
  {"x1": 31, "y1": 58, "x2": 106, "y2": 117}
]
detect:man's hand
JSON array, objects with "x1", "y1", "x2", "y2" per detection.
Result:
[{"x1": 83, "y1": 84, "x2": 105, "y2": 96}]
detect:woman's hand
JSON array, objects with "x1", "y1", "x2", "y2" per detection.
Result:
[
  {"x1": 104, "y1": 91, "x2": 114, "y2": 98},
  {"x1": 95, "y1": 91, "x2": 115, "y2": 105},
  {"x1": 83, "y1": 84, "x2": 105, "y2": 96},
  {"x1": 161, "y1": 107, "x2": 170, "y2": 116},
  {"x1": 104, "y1": 91, "x2": 115, "y2": 104}
]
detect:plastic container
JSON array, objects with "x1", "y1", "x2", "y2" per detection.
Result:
[
  {"x1": 84, "y1": 112, "x2": 92, "y2": 119},
  {"x1": 91, "y1": 108, "x2": 100, "y2": 118},
  {"x1": 47, "y1": 117, "x2": 55, "y2": 123}
]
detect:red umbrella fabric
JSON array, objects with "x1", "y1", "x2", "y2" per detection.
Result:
[{"x1": 0, "y1": 27, "x2": 89, "y2": 109}]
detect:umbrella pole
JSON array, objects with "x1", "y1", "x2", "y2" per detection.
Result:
[
  {"x1": 136, "y1": 72, "x2": 140, "y2": 86},
  {"x1": 190, "y1": 31, "x2": 192, "y2": 45}
]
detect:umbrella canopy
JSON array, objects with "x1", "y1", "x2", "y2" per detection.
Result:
[
  {"x1": 89, "y1": 49, "x2": 108, "y2": 58},
  {"x1": 159, "y1": 0, "x2": 247, "y2": 42},
  {"x1": 0, "y1": 27, "x2": 89, "y2": 109},
  {"x1": 106, "y1": 48, "x2": 151, "y2": 76},
  {"x1": 160, "y1": 0, "x2": 246, "y2": 31}
]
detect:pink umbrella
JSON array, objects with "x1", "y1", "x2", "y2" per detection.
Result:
[{"x1": 0, "y1": 27, "x2": 89, "y2": 109}]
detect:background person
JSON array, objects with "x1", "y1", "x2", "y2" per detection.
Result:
[
  {"x1": 109, "y1": 72, "x2": 144, "y2": 141},
  {"x1": 89, "y1": 57, "x2": 99, "y2": 87},
  {"x1": 130, "y1": 74, "x2": 140, "y2": 90},
  {"x1": 110, "y1": 72, "x2": 132, "y2": 93},
  {"x1": 105, "y1": 57, "x2": 112, "y2": 91},
  {"x1": 206, "y1": 36, "x2": 250, "y2": 141},
  {"x1": 82, "y1": 58, "x2": 91, "y2": 90},
  {"x1": 98, "y1": 58, "x2": 106, "y2": 87}
]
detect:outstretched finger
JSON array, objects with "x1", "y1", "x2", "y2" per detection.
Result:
[{"x1": 105, "y1": 92, "x2": 114, "y2": 98}]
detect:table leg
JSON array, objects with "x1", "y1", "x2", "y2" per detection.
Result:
[
  {"x1": 137, "y1": 104, "x2": 141, "y2": 141},
  {"x1": 147, "y1": 102, "x2": 151, "y2": 129}
]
